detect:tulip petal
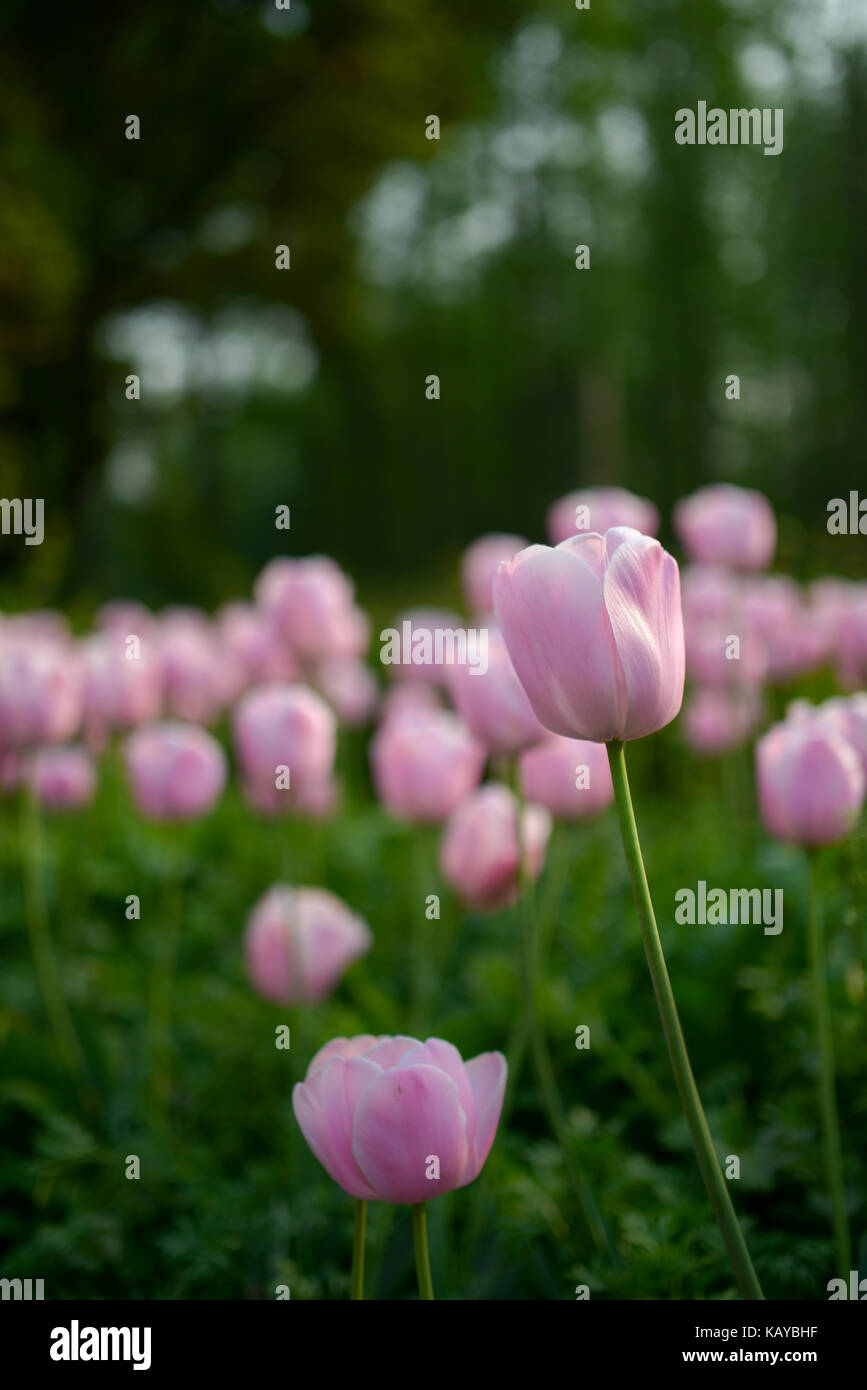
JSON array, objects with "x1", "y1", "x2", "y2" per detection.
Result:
[
  {"x1": 352, "y1": 1063, "x2": 469, "y2": 1204},
  {"x1": 461, "y1": 1051, "x2": 507, "y2": 1185},
  {"x1": 602, "y1": 535, "x2": 685, "y2": 740},
  {"x1": 494, "y1": 544, "x2": 626, "y2": 741},
  {"x1": 292, "y1": 1056, "x2": 379, "y2": 1199}
]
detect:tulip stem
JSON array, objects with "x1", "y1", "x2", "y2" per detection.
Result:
[
  {"x1": 511, "y1": 763, "x2": 614, "y2": 1260},
  {"x1": 606, "y1": 740, "x2": 764, "y2": 1300},
  {"x1": 20, "y1": 784, "x2": 95, "y2": 1116},
  {"x1": 351, "y1": 1199, "x2": 367, "y2": 1300},
  {"x1": 806, "y1": 851, "x2": 850, "y2": 1276},
  {"x1": 411, "y1": 1204, "x2": 435, "y2": 1300}
]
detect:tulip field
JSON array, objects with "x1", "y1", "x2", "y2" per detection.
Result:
[{"x1": 1, "y1": 484, "x2": 865, "y2": 1306}]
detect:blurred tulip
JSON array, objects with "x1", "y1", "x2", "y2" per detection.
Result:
[
  {"x1": 384, "y1": 607, "x2": 467, "y2": 686},
  {"x1": 835, "y1": 586, "x2": 867, "y2": 691},
  {"x1": 255, "y1": 555, "x2": 368, "y2": 663},
  {"x1": 314, "y1": 658, "x2": 379, "y2": 727},
  {"x1": 216, "y1": 601, "x2": 297, "y2": 691},
  {"x1": 293, "y1": 1034, "x2": 507, "y2": 1203},
  {"x1": 519, "y1": 734, "x2": 613, "y2": 819},
  {"x1": 756, "y1": 719, "x2": 865, "y2": 846},
  {"x1": 31, "y1": 745, "x2": 97, "y2": 811},
  {"x1": 380, "y1": 680, "x2": 442, "y2": 721},
  {"x1": 0, "y1": 635, "x2": 82, "y2": 750},
  {"x1": 370, "y1": 707, "x2": 485, "y2": 823},
  {"x1": 245, "y1": 885, "x2": 371, "y2": 1005},
  {"x1": 81, "y1": 632, "x2": 163, "y2": 741},
  {"x1": 158, "y1": 610, "x2": 229, "y2": 725},
  {"x1": 683, "y1": 686, "x2": 761, "y2": 756},
  {"x1": 493, "y1": 528, "x2": 684, "y2": 743},
  {"x1": 547, "y1": 487, "x2": 659, "y2": 546},
  {"x1": 232, "y1": 682, "x2": 336, "y2": 811},
  {"x1": 448, "y1": 625, "x2": 545, "y2": 755},
  {"x1": 124, "y1": 721, "x2": 227, "y2": 820},
  {"x1": 674, "y1": 483, "x2": 776, "y2": 571},
  {"x1": 439, "y1": 782, "x2": 551, "y2": 911},
  {"x1": 461, "y1": 534, "x2": 528, "y2": 616}
]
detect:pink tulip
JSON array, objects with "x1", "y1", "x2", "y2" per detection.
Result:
[
  {"x1": 547, "y1": 487, "x2": 659, "y2": 546},
  {"x1": 743, "y1": 576, "x2": 826, "y2": 683},
  {"x1": 448, "y1": 625, "x2": 545, "y2": 755},
  {"x1": 244, "y1": 885, "x2": 372, "y2": 1005},
  {"x1": 293, "y1": 1034, "x2": 507, "y2": 1203},
  {"x1": 380, "y1": 680, "x2": 442, "y2": 721},
  {"x1": 158, "y1": 611, "x2": 228, "y2": 725},
  {"x1": 835, "y1": 586, "x2": 867, "y2": 691},
  {"x1": 232, "y1": 683, "x2": 336, "y2": 811},
  {"x1": 314, "y1": 658, "x2": 379, "y2": 728},
  {"x1": 385, "y1": 608, "x2": 467, "y2": 687},
  {"x1": 439, "y1": 782, "x2": 551, "y2": 911},
  {"x1": 124, "y1": 721, "x2": 227, "y2": 820},
  {"x1": 674, "y1": 483, "x2": 776, "y2": 571},
  {"x1": 370, "y1": 707, "x2": 485, "y2": 823},
  {"x1": 81, "y1": 632, "x2": 163, "y2": 739},
  {"x1": 683, "y1": 687, "x2": 761, "y2": 756},
  {"x1": 786, "y1": 694, "x2": 867, "y2": 775},
  {"x1": 31, "y1": 745, "x2": 97, "y2": 811},
  {"x1": 255, "y1": 555, "x2": 368, "y2": 663},
  {"x1": 96, "y1": 600, "x2": 157, "y2": 641},
  {"x1": 493, "y1": 528, "x2": 685, "y2": 743},
  {"x1": 0, "y1": 636, "x2": 82, "y2": 751},
  {"x1": 461, "y1": 534, "x2": 528, "y2": 616},
  {"x1": 216, "y1": 601, "x2": 297, "y2": 691},
  {"x1": 756, "y1": 719, "x2": 865, "y2": 847},
  {"x1": 519, "y1": 734, "x2": 613, "y2": 819}
]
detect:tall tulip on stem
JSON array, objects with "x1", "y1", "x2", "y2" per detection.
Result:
[
  {"x1": 756, "y1": 713, "x2": 865, "y2": 1277},
  {"x1": 494, "y1": 527, "x2": 764, "y2": 1299}
]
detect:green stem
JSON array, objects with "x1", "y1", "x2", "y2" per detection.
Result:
[
  {"x1": 806, "y1": 852, "x2": 850, "y2": 1276},
  {"x1": 510, "y1": 761, "x2": 614, "y2": 1260},
  {"x1": 351, "y1": 1199, "x2": 367, "y2": 1300},
  {"x1": 411, "y1": 1203, "x2": 435, "y2": 1300},
  {"x1": 20, "y1": 785, "x2": 95, "y2": 1115},
  {"x1": 606, "y1": 740, "x2": 764, "y2": 1300},
  {"x1": 147, "y1": 843, "x2": 184, "y2": 1132}
]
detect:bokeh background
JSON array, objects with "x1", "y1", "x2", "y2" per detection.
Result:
[
  {"x1": 1, "y1": 0, "x2": 865, "y2": 1302},
  {"x1": 2, "y1": 0, "x2": 866, "y2": 614}
]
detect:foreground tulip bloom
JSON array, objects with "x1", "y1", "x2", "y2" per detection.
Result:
[
  {"x1": 756, "y1": 719, "x2": 864, "y2": 847},
  {"x1": 245, "y1": 885, "x2": 371, "y2": 1005},
  {"x1": 439, "y1": 782, "x2": 551, "y2": 911},
  {"x1": 496, "y1": 522, "x2": 763, "y2": 1297},
  {"x1": 546, "y1": 486, "x2": 659, "y2": 546},
  {"x1": 674, "y1": 482, "x2": 776, "y2": 571},
  {"x1": 31, "y1": 745, "x2": 97, "y2": 811},
  {"x1": 370, "y1": 707, "x2": 485, "y2": 823},
  {"x1": 519, "y1": 734, "x2": 613, "y2": 819},
  {"x1": 493, "y1": 528, "x2": 685, "y2": 743},
  {"x1": 294, "y1": 1034, "x2": 507, "y2": 1202},
  {"x1": 461, "y1": 533, "x2": 528, "y2": 616},
  {"x1": 124, "y1": 721, "x2": 227, "y2": 820}
]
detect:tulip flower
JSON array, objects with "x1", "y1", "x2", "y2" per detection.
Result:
[
  {"x1": 232, "y1": 683, "x2": 336, "y2": 814},
  {"x1": 493, "y1": 528, "x2": 685, "y2": 743},
  {"x1": 439, "y1": 782, "x2": 551, "y2": 911},
  {"x1": 255, "y1": 555, "x2": 368, "y2": 663},
  {"x1": 244, "y1": 885, "x2": 372, "y2": 1005},
  {"x1": 124, "y1": 721, "x2": 227, "y2": 821},
  {"x1": 216, "y1": 601, "x2": 297, "y2": 691},
  {"x1": 547, "y1": 486, "x2": 659, "y2": 546},
  {"x1": 756, "y1": 719, "x2": 864, "y2": 848},
  {"x1": 674, "y1": 482, "x2": 776, "y2": 571},
  {"x1": 461, "y1": 533, "x2": 528, "y2": 616},
  {"x1": 519, "y1": 733, "x2": 614, "y2": 819},
  {"x1": 448, "y1": 625, "x2": 545, "y2": 755},
  {"x1": 81, "y1": 632, "x2": 163, "y2": 745},
  {"x1": 314, "y1": 658, "x2": 379, "y2": 728},
  {"x1": 293, "y1": 1034, "x2": 507, "y2": 1298},
  {"x1": 756, "y1": 713, "x2": 864, "y2": 1276},
  {"x1": 496, "y1": 526, "x2": 763, "y2": 1298},
  {"x1": 31, "y1": 745, "x2": 97, "y2": 811},
  {"x1": 683, "y1": 687, "x2": 761, "y2": 756},
  {"x1": 0, "y1": 636, "x2": 82, "y2": 751},
  {"x1": 158, "y1": 610, "x2": 230, "y2": 725},
  {"x1": 370, "y1": 707, "x2": 485, "y2": 823}
]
